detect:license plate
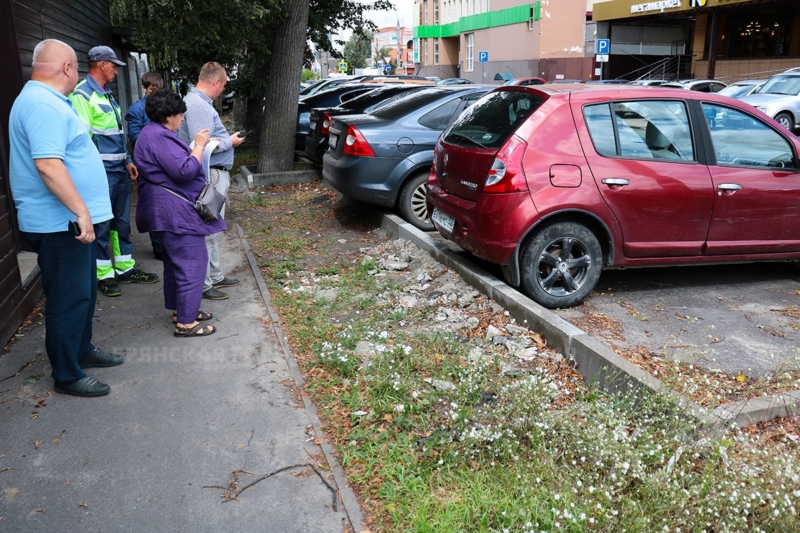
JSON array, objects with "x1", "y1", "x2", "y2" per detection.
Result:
[
  {"x1": 329, "y1": 133, "x2": 338, "y2": 149},
  {"x1": 431, "y1": 208, "x2": 455, "y2": 233}
]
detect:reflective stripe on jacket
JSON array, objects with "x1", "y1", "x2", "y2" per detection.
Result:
[{"x1": 69, "y1": 76, "x2": 131, "y2": 172}]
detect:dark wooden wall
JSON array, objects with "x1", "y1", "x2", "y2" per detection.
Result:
[{"x1": 0, "y1": 0, "x2": 114, "y2": 348}]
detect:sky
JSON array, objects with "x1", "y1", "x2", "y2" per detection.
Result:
[
  {"x1": 365, "y1": 0, "x2": 415, "y2": 29},
  {"x1": 332, "y1": 0, "x2": 415, "y2": 49}
]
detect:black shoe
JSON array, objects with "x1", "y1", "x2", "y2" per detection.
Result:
[
  {"x1": 79, "y1": 348, "x2": 124, "y2": 368},
  {"x1": 153, "y1": 252, "x2": 163, "y2": 261},
  {"x1": 212, "y1": 277, "x2": 240, "y2": 289},
  {"x1": 98, "y1": 278, "x2": 122, "y2": 297},
  {"x1": 54, "y1": 376, "x2": 110, "y2": 397},
  {"x1": 202, "y1": 287, "x2": 229, "y2": 300},
  {"x1": 118, "y1": 267, "x2": 159, "y2": 284}
]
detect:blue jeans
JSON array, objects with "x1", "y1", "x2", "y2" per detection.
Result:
[{"x1": 23, "y1": 228, "x2": 97, "y2": 383}]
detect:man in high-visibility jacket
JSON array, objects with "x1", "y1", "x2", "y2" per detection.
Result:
[{"x1": 70, "y1": 46, "x2": 158, "y2": 297}]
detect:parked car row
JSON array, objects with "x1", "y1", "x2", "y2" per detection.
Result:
[{"x1": 295, "y1": 72, "x2": 800, "y2": 296}]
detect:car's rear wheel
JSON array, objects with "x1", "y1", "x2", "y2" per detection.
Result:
[
  {"x1": 399, "y1": 171, "x2": 433, "y2": 231},
  {"x1": 520, "y1": 222, "x2": 603, "y2": 309},
  {"x1": 775, "y1": 112, "x2": 793, "y2": 130}
]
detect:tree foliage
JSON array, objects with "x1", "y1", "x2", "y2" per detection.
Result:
[
  {"x1": 342, "y1": 29, "x2": 373, "y2": 71},
  {"x1": 109, "y1": 0, "x2": 393, "y2": 171}
]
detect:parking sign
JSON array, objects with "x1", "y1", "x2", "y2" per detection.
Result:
[
  {"x1": 595, "y1": 39, "x2": 610, "y2": 55},
  {"x1": 478, "y1": 51, "x2": 489, "y2": 62}
]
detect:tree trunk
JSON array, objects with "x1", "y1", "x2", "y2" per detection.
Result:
[
  {"x1": 257, "y1": 0, "x2": 309, "y2": 173},
  {"x1": 232, "y1": 95, "x2": 248, "y2": 131}
]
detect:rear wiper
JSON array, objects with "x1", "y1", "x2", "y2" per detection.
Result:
[{"x1": 448, "y1": 132, "x2": 488, "y2": 149}]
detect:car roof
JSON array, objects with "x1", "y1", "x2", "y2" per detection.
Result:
[{"x1": 498, "y1": 84, "x2": 752, "y2": 105}]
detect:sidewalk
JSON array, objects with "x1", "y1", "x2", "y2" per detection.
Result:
[{"x1": 0, "y1": 226, "x2": 360, "y2": 531}]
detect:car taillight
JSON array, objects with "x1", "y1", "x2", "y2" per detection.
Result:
[
  {"x1": 343, "y1": 125, "x2": 376, "y2": 157},
  {"x1": 428, "y1": 148, "x2": 438, "y2": 185},
  {"x1": 484, "y1": 135, "x2": 529, "y2": 193},
  {"x1": 321, "y1": 113, "x2": 332, "y2": 135}
]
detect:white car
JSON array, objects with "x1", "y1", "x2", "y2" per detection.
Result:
[{"x1": 740, "y1": 70, "x2": 800, "y2": 130}]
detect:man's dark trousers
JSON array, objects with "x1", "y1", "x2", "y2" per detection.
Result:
[{"x1": 23, "y1": 228, "x2": 96, "y2": 383}]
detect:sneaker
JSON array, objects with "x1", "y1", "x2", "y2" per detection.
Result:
[
  {"x1": 54, "y1": 376, "x2": 110, "y2": 397},
  {"x1": 202, "y1": 287, "x2": 229, "y2": 300},
  {"x1": 212, "y1": 277, "x2": 240, "y2": 289},
  {"x1": 118, "y1": 267, "x2": 159, "y2": 284},
  {"x1": 98, "y1": 278, "x2": 121, "y2": 297}
]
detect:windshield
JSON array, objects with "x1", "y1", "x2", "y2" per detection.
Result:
[
  {"x1": 759, "y1": 75, "x2": 800, "y2": 96},
  {"x1": 443, "y1": 89, "x2": 544, "y2": 149},
  {"x1": 718, "y1": 84, "x2": 755, "y2": 98},
  {"x1": 371, "y1": 89, "x2": 453, "y2": 120}
]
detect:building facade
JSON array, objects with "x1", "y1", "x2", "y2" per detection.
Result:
[
  {"x1": 372, "y1": 26, "x2": 416, "y2": 75},
  {"x1": 593, "y1": 0, "x2": 800, "y2": 82},
  {"x1": 413, "y1": 0, "x2": 595, "y2": 82}
]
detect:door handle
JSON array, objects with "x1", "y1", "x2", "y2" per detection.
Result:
[
  {"x1": 602, "y1": 178, "x2": 629, "y2": 186},
  {"x1": 717, "y1": 183, "x2": 741, "y2": 196}
]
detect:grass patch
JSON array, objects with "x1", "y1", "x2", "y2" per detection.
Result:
[{"x1": 228, "y1": 185, "x2": 800, "y2": 533}]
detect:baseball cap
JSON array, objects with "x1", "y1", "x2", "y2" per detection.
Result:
[{"x1": 88, "y1": 46, "x2": 126, "y2": 66}]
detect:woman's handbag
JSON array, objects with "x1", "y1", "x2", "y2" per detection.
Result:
[
  {"x1": 193, "y1": 182, "x2": 226, "y2": 222},
  {"x1": 158, "y1": 182, "x2": 226, "y2": 223}
]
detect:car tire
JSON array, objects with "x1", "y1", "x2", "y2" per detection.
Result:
[
  {"x1": 519, "y1": 222, "x2": 603, "y2": 309},
  {"x1": 775, "y1": 112, "x2": 793, "y2": 130},
  {"x1": 399, "y1": 171, "x2": 433, "y2": 231}
]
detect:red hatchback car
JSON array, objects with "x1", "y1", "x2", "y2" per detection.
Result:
[{"x1": 426, "y1": 85, "x2": 800, "y2": 308}]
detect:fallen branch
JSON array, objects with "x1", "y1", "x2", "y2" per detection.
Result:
[{"x1": 205, "y1": 461, "x2": 339, "y2": 508}]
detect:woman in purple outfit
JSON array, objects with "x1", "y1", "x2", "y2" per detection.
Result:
[{"x1": 134, "y1": 88, "x2": 225, "y2": 337}]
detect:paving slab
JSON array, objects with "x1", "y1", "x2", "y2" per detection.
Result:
[{"x1": 0, "y1": 225, "x2": 357, "y2": 532}]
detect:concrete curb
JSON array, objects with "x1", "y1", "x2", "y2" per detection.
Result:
[
  {"x1": 379, "y1": 212, "x2": 799, "y2": 430},
  {"x1": 240, "y1": 165, "x2": 320, "y2": 188},
  {"x1": 236, "y1": 224, "x2": 365, "y2": 532}
]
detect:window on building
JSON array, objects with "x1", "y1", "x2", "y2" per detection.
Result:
[
  {"x1": 434, "y1": 38, "x2": 439, "y2": 65},
  {"x1": 711, "y1": 6, "x2": 800, "y2": 59},
  {"x1": 465, "y1": 33, "x2": 474, "y2": 72},
  {"x1": 424, "y1": 0, "x2": 428, "y2": 25},
  {"x1": 434, "y1": 0, "x2": 439, "y2": 24},
  {"x1": 423, "y1": 38, "x2": 429, "y2": 65}
]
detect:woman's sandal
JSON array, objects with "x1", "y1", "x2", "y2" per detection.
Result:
[
  {"x1": 172, "y1": 310, "x2": 213, "y2": 324},
  {"x1": 174, "y1": 323, "x2": 216, "y2": 338}
]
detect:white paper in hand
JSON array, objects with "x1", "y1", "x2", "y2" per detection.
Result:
[{"x1": 189, "y1": 139, "x2": 221, "y2": 181}]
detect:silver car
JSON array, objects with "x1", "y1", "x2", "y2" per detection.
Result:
[
  {"x1": 717, "y1": 79, "x2": 767, "y2": 99},
  {"x1": 740, "y1": 70, "x2": 800, "y2": 130}
]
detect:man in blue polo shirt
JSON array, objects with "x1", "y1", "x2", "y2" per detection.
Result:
[{"x1": 9, "y1": 39, "x2": 124, "y2": 397}]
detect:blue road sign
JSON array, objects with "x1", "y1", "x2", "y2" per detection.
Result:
[
  {"x1": 384, "y1": 63, "x2": 392, "y2": 73},
  {"x1": 478, "y1": 51, "x2": 489, "y2": 62},
  {"x1": 596, "y1": 39, "x2": 610, "y2": 55}
]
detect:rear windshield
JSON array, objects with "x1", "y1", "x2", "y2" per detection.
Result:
[
  {"x1": 442, "y1": 89, "x2": 543, "y2": 149},
  {"x1": 371, "y1": 89, "x2": 453, "y2": 120}
]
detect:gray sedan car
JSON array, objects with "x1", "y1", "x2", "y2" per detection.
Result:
[
  {"x1": 323, "y1": 86, "x2": 491, "y2": 230},
  {"x1": 740, "y1": 70, "x2": 800, "y2": 130}
]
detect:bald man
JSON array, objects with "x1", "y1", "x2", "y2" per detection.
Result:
[{"x1": 9, "y1": 39, "x2": 124, "y2": 397}]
